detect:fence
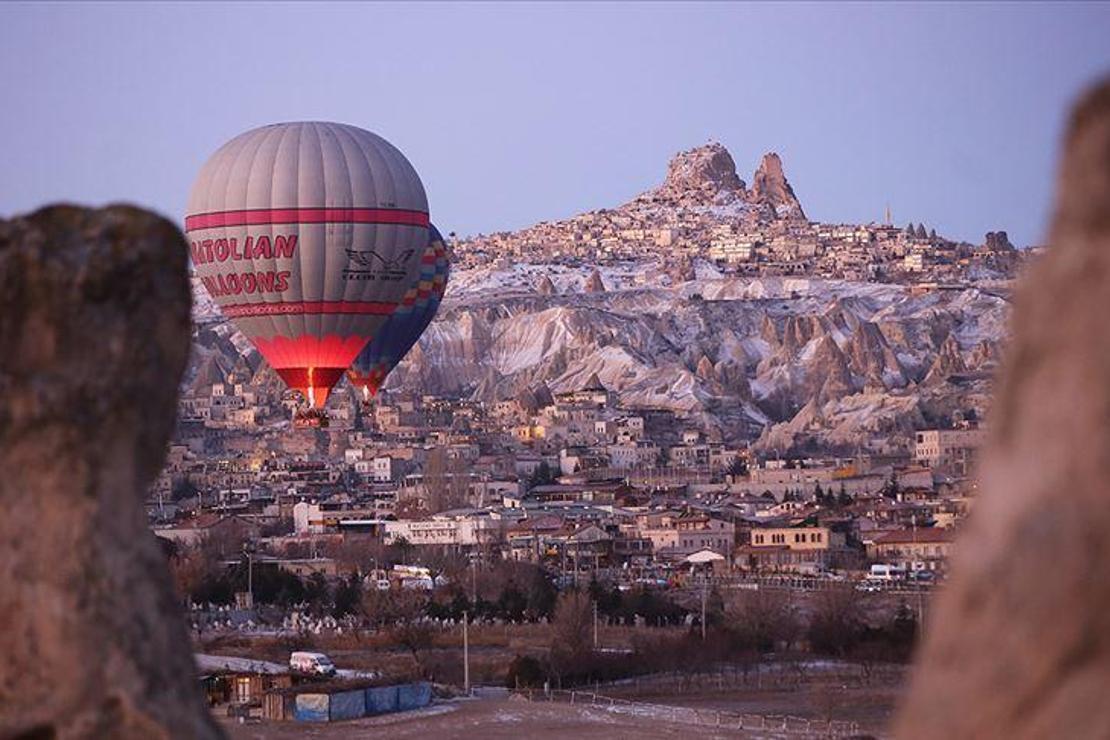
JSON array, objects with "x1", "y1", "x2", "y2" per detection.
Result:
[
  {"x1": 288, "y1": 682, "x2": 432, "y2": 723},
  {"x1": 594, "y1": 662, "x2": 905, "y2": 694},
  {"x1": 516, "y1": 688, "x2": 861, "y2": 737}
]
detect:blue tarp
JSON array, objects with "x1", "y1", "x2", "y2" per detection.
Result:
[
  {"x1": 295, "y1": 682, "x2": 429, "y2": 722},
  {"x1": 294, "y1": 693, "x2": 329, "y2": 723},
  {"x1": 328, "y1": 689, "x2": 366, "y2": 721},
  {"x1": 365, "y1": 684, "x2": 400, "y2": 715},
  {"x1": 396, "y1": 682, "x2": 432, "y2": 711}
]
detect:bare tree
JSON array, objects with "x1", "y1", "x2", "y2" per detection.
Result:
[
  {"x1": 726, "y1": 588, "x2": 801, "y2": 652},
  {"x1": 808, "y1": 584, "x2": 866, "y2": 656},
  {"x1": 329, "y1": 536, "x2": 386, "y2": 576},
  {"x1": 549, "y1": 590, "x2": 593, "y2": 686}
]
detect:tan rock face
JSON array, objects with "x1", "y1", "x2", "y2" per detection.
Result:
[
  {"x1": 898, "y1": 79, "x2": 1110, "y2": 738},
  {"x1": 751, "y1": 152, "x2": 806, "y2": 220},
  {"x1": 0, "y1": 206, "x2": 222, "y2": 739},
  {"x1": 536, "y1": 273, "x2": 556, "y2": 296},
  {"x1": 658, "y1": 142, "x2": 746, "y2": 199},
  {"x1": 583, "y1": 269, "x2": 606, "y2": 294}
]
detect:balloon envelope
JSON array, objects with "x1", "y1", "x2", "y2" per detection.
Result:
[
  {"x1": 185, "y1": 122, "x2": 429, "y2": 407},
  {"x1": 348, "y1": 225, "x2": 450, "y2": 399}
]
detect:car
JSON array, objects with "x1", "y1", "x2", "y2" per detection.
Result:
[{"x1": 289, "y1": 651, "x2": 336, "y2": 677}]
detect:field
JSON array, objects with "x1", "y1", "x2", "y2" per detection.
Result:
[
  {"x1": 223, "y1": 699, "x2": 723, "y2": 739},
  {"x1": 205, "y1": 618, "x2": 906, "y2": 737},
  {"x1": 221, "y1": 681, "x2": 900, "y2": 739}
]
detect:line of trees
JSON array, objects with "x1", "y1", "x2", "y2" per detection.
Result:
[{"x1": 508, "y1": 583, "x2": 919, "y2": 690}]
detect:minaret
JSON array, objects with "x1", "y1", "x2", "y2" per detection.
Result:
[{"x1": 885, "y1": 203, "x2": 892, "y2": 226}]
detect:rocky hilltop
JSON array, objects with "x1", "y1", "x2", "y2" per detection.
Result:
[
  {"x1": 624, "y1": 143, "x2": 806, "y2": 223},
  {"x1": 636, "y1": 142, "x2": 749, "y2": 205},
  {"x1": 453, "y1": 140, "x2": 1017, "y2": 283}
]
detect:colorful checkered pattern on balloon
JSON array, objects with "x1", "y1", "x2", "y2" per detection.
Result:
[
  {"x1": 347, "y1": 229, "x2": 451, "y2": 397},
  {"x1": 395, "y1": 241, "x2": 449, "y2": 312}
]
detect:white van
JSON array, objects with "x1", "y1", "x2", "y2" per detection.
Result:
[
  {"x1": 867, "y1": 563, "x2": 906, "y2": 582},
  {"x1": 289, "y1": 651, "x2": 336, "y2": 676}
]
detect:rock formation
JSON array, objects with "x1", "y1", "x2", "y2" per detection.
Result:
[
  {"x1": 922, "y1": 332, "x2": 968, "y2": 385},
  {"x1": 583, "y1": 268, "x2": 606, "y2": 293},
  {"x1": 536, "y1": 273, "x2": 557, "y2": 296},
  {"x1": 984, "y1": 230, "x2": 1016, "y2": 252},
  {"x1": 634, "y1": 143, "x2": 806, "y2": 221},
  {"x1": 652, "y1": 141, "x2": 746, "y2": 202},
  {"x1": 695, "y1": 353, "x2": 716, "y2": 381},
  {"x1": 0, "y1": 206, "x2": 222, "y2": 739},
  {"x1": 848, "y1": 321, "x2": 907, "y2": 389},
  {"x1": 898, "y1": 78, "x2": 1110, "y2": 738},
  {"x1": 750, "y1": 152, "x2": 806, "y2": 220}
]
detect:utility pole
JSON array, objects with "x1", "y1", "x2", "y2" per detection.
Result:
[
  {"x1": 463, "y1": 610, "x2": 470, "y2": 695},
  {"x1": 574, "y1": 539, "x2": 579, "y2": 589},
  {"x1": 913, "y1": 514, "x2": 924, "y2": 631},
  {"x1": 593, "y1": 600, "x2": 599, "y2": 649},
  {"x1": 242, "y1": 544, "x2": 254, "y2": 609},
  {"x1": 700, "y1": 571, "x2": 708, "y2": 641}
]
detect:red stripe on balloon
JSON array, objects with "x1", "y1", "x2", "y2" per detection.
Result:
[
  {"x1": 220, "y1": 300, "x2": 399, "y2": 318},
  {"x1": 252, "y1": 334, "x2": 372, "y2": 370},
  {"x1": 184, "y1": 207, "x2": 429, "y2": 231},
  {"x1": 275, "y1": 367, "x2": 347, "y2": 389}
]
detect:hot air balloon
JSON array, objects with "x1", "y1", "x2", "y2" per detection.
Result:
[
  {"x1": 185, "y1": 122, "x2": 429, "y2": 413},
  {"x1": 347, "y1": 225, "x2": 450, "y2": 401}
]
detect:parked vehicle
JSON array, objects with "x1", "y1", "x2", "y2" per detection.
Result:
[
  {"x1": 867, "y1": 563, "x2": 906, "y2": 581},
  {"x1": 289, "y1": 651, "x2": 336, "y2": 677}
]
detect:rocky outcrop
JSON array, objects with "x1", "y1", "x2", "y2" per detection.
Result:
[
  {"x1": 922, "y1": 332, "x2": 967, "y2": 385},
  {"x1": 584, "y1": 269, "x2": 606, "y2": 293},
  {"x1": 969, "y1": 338, "x2": 1000, "y2": 370},
  {"x1": 984, "y1": 230, "x2": 1016, "y2": 252},
  {"x1": 654, "y1": 141, "x2": 746, "y2": 202},
  {"x1": 750, "y1": 152, "x2": 806, "y2": 220},
  {"x1": 898, "y1": 79, "x2": 1110, "y2": 738},
  {"x1": 806, "y1": 335, "x2": 855, "y2": 404},
  {"x1": 633, "y1": 143, "x2": 806, "y2": 222},
  {"x1": 516, "y1": 382, "x2": 554, "y2": 414},
  {"x1": 0, "y1": 205, "x2": 222, "y2": 739},
  {"x1": 847, "y1": 321, "x2": 907, "y2": 389},
  {"x1": 536, "y1": 273, "x2": 556, "y2": 296},
  {"x1": 695, "y1": 353, "x2": 716, "y2": 381}
]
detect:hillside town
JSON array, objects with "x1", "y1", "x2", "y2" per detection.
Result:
[
  {"x1": 452, "y1": 144, "x2": 1024, "y2": 285},
  {"x1": 153, "y1": 365, "x2": 979, "y2": 594},
  {"x1": 150, "y1": 141, "x2": 1008, "y2": 618},
  {"x1": 147, "y1": 140, "x2": 1005, "y2": 730}
]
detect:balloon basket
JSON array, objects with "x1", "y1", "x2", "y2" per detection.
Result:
[{"x1": 293, "y1": 408, "x2": 330, "y2": 429}]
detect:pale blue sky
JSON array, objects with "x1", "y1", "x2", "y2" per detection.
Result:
[{"x1": 2, "y1": 2, "x2": 1108, "y2": 247}]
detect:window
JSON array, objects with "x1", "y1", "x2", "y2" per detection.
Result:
[{"x1": 236, "y1": 677, "x2": 252, "y2": 703}]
